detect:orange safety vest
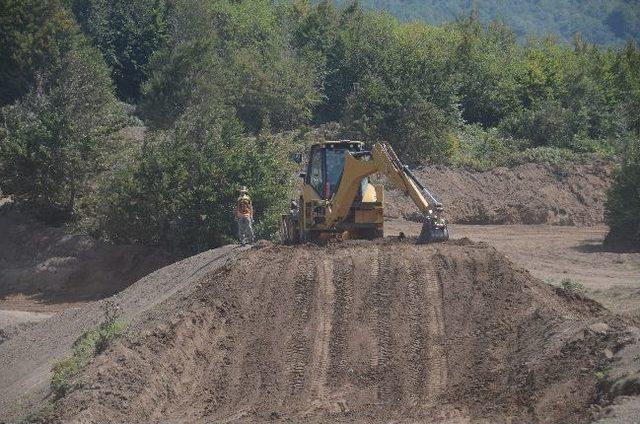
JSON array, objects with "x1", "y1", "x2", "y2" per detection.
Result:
[{"x1": 235, "y1": 198, "x2": 253, "y2": 218}]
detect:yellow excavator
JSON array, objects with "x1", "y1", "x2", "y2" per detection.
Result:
[{"x1": 280, "y1": 140, "x2": 449, "y2": 244}]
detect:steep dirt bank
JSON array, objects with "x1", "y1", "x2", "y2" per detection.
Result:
[
  {"x1": 0, "y1": 245, "x2": 246, "y2": 422},
  {"x1": 0, "y1": 209, "x2": 171, "y2": 308},
  {"x1": 48, "y1": 240, "x2": 627, "y2": 424},
  {"x1": 386, "y1": 161, "x2": 613, "y2": 226}
]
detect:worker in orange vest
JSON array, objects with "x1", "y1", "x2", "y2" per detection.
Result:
[{"x1": 235, "y1": 186, "x2": 254, "y2": 245}]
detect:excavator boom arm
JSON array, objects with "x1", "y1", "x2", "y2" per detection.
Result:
[{"x1": 370, "y1": 143, "x2": 442, "y2": 217}]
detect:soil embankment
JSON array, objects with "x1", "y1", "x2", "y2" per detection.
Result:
[
  {"x1": 386, "y1": 161, "x2": 613, "y2": 226},
  {"x1": 0, "y1": 210, "x2": 170, "y2": 309},
  {"x1": 0, "y1": 245, "x2": 246, "y2": 422},
  {"x1": 45, "y1": 240, "x2": 627, "y2": 424}
]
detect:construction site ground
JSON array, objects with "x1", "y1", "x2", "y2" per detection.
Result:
[{"x1": 1, "y1": 160, "x2": 639, "y2": 423}]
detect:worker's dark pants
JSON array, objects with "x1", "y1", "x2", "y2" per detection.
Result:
[{"x1": 236, "y1": 216, "x2": 254, "y2": 245}]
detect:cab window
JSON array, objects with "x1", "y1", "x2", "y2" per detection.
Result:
[
  {"x1": 326, "y1": 148, "x2": 347, "y2": 196},
  {"x1": 308, "y1": 149, "x2": 323, "y2": 195}
]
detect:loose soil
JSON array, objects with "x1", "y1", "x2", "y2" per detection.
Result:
[
  {"x1": 387, "y1": 221, "x2": 640, "y2": 290},
  {"x1": 0, "y1": 245, "x2": 247, "y2": 422},
  {"x1": 45, "y1": 240, "x2": 628, "y2": 424},
  {"x1": 0, "y1": 210, "x2": 171, "y2": 309},
  {"x1": 386, "y1": 161, "x2": 613, "y2": 226}
]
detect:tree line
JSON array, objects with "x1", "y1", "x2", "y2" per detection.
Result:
[
  {"x1": 335, "y1": 0, "x2": 640, "y2": 47},
  {"x1": 0, "y1": 0, "x2": 638, "y2": 251}
]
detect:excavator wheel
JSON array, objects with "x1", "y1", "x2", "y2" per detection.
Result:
[{"x1": 417, "y1": 218, "x2": 449, "y2": 244}]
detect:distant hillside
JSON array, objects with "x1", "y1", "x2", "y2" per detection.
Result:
[{"x1": 334, "y1": 0, "x2": 640, "y2": 45}]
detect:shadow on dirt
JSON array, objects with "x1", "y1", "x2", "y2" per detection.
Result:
[
  {"x1": 0, "y1": 209, "x2": 172, "y2": 307},
  {"x1": 574, "y1": 239, "x2": 639, "y2": 254}
]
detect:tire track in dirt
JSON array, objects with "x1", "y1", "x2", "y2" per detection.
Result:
[
  {"x1": 225, "y1": 254, "x2": 288, "y2": 415},
  {"x1": 368, "y1": 247, "x2": 380, "y2": 371},
  {"x1": 328, "y1": 255, "x2": 354, "y2": 387},
  {"x1": 374, "y1": 246, "x2": 394, "y2": 405},
  {"x1": 308, "y1": 258, "x2": 335, "y2": 404},
  {"x1": 423, "y1": 253, "x2": 449, "y2": 401},
  {"x1": 286, "y1": 252, "x2": 315, "y2": 394},
  {"x1": 405, "y1": 246, "x2": 429, "y2": 407},
  {"x1": 46, "y1": 241, "x2": 627, "y2": 424}
]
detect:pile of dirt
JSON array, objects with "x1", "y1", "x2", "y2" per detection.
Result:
[
  {"x1": 46, "y1": 240, "x2": 626, "y2": 423},
  {"x1": 0, "y1": 209, "x2": 171, "y2": 307},
  {"x1": 386, "y1": 161, "x2": 613, "y2": 226}
]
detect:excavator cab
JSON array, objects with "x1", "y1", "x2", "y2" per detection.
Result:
[
  {"x1": 281, "y1": 140, "x2": 449, "y2": 244},
  {"x1": 305, "y1": 141, "x2": 369, "y2": 200}
]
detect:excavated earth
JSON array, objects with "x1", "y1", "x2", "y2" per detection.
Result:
[
  {"x1": 386, "y1": 161, "x2": 613, "y2": 226},
  {"x1": 46, "y1": 239, "x2": 629, "y2": 424}
]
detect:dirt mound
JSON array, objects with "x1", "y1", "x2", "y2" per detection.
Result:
[
  {"x1": 386, "y1": 161, "x2": 612, "y2": 226},
  {"x1": 48, "y1": 240, "x2": 625, "y2": 423},
  {"x1": 0, "y1": 210, "x2": 171, "y2": 307}
]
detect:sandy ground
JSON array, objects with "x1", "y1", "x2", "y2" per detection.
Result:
[
  {"x1": 0, "y1": 310, "x2": 52, "y2": 328},
  {"x1": 0, "y1": 226, "x2": 638, "y2": 423},
  {"x1": 2, "y1": 220, "x2": 638, "y2": 342},
  {"x1": 387, "y1": 161, "x2": 613, "y2": 226}
]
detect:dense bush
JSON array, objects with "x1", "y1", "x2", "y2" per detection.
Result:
[
  {"x1": 334, "y1": 0, "x2": 640, "y2": 46},
  {"x1": 605, "y1": 138, "x2": 640, "y2": 249},
  {"x1": 0, "y1": 0, "x2": 78, "y2": 105},
  {"x1": 68, "y1": 0, "x2": 168, "y2": 101},
  {"x1": 140, "y1": 0, "x2": 319, "y2": 133},
  {"x1": 0, "y1": 5, "x2": 121, "y2": 223},
  {"x1": 91, "y1": 104, "x2": 295, "y2": 252}
]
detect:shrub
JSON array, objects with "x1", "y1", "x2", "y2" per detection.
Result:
[
  {"x1": 91, "y1": 103, "x2": 295, "y2": 253},
  {"x1": 51, "y1": 318, "x2": 126, "y2": 400},
  {"x1": 559, "y1": 278, "x2": 585, "y2": 293},
  {"x1": 0, "y1": 0, "x2": 77, "y2": 106},
  {"x1": 0, "y1": 28, "x2": 121, "y2": 223},
  {"x1": 505, "y1": 147, "x2": 583, "y2": 167},
  {"x1": 69, "y1": 0, "x2": 169, "y2": 101},
  {"x1": 451, "y1": 124, "x2": 525, "y2": 170},
  {"x1": 50, "y1": 300, "x2": 125, "y2": 400},
  {"x1": 605, "y1": 138, "x2": 640, "y2": 249},
  {"x1": 140, "y1": 0, "x2": 319, "y2": 133}
]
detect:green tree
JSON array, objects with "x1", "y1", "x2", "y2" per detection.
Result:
[
  {"x1": 605, "y1": 138, "x2": 640, "y2": 249},
  {"x1": 141, "y1": 0, "x2": 319, "y2": 133},
  {"x1": 0, "y1": 40, "x2": 122, "y2": 222},
  {"x1": 68, "y1": 0, "x2": 168, "y2": 101},
  {"x1": 0, "y1": 0, "x2": 77, "y2": 105},
  {"x1": 329, "y1": 10, "x2": 459, "y2": 162},
  {"x1": 454, "y1": 18, "x2": 523, "y2": 128},
  {"x1": 93, "y1": 103, "x2": 294, "y2": 252}
]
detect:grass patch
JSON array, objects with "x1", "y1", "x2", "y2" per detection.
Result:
[
  {"x1": 20, "y1": 402, "x2": 54, "y2": 424},
  {"x1": 450, "y1": 124, "x2": 614, "y2": 171},
  {"x1": 595, "y1": 365, "x2": 613, "y2": 380},
  {"x1": 559, "y1": 278, "x2": 585, "y2": 293},
  {"x1": 50, "y1": 300, "x2": 126, "y2": 400}
]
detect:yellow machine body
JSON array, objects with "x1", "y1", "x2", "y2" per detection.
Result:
[{"x1": 281, "y1": 140, "x2": 448, "y2": 244}]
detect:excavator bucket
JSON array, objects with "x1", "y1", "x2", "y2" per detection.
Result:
[{"x1": 417, "y1": 217, "x2": 449, "y2": 244}]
